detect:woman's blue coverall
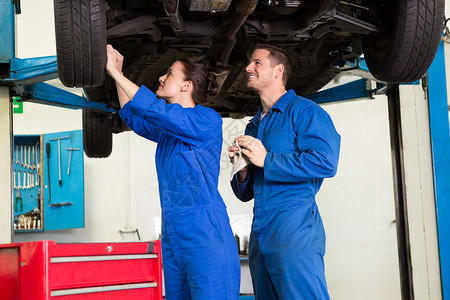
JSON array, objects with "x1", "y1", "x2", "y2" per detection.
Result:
[
  {"x1": 231, "y1": 90, "x2": 340, "y2": 300},
  {"x1": 119, "y1": 86, "x2": 240, "y2": 300}
]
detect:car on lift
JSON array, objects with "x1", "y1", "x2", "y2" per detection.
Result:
[{"x1": 53, "y1": 0, "x2": 445, "y2": 158}]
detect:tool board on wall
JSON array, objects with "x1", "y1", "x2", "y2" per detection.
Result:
[{"x1": 13, "y1": 129, "x2": 84, "y2": 231}]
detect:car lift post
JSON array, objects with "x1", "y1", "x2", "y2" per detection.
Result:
[
  {"x1": 0, "y1": 0, "x2": 15, "y2": 244},
  {"x1": 427, "y1": 40, "x2": 450, "y2": 300},
  {"x1": 0, "y1": 87, "x2": 13, "y2": 244}
]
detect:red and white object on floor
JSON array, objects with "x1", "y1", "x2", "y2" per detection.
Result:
[{"x1": 0, "y1": 240, "x2": 162, "y2": 300}]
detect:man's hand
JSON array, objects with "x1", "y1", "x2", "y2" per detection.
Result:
[
  {"x1": 227, "y1": 144, "x2": 239, "y2": 164},
  {"x1": 234, "y1": 135, "x2": 267, "y2": 168},
  {"x1": 227, "y1": 143, "x2": 249, "y2": 183}
]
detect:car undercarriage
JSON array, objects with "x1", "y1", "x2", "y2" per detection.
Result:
[{"x1": 53, "y1": 0, "x2": 445, "y2": 157}]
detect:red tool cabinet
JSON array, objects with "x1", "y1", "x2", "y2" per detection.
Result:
[{"x1": 0, "y1": 240, "x2": 162, "y2": 300}]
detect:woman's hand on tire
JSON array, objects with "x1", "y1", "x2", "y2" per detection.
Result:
[{"x1": 106, "y1": 45, "x2": 124, "y2": 77}]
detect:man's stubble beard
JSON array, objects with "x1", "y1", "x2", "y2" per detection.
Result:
[{"x1": 247, "y1": 77, "x2": 269, "y2": 93}]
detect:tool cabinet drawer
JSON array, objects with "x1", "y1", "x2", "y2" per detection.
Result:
[
  {"x1": 50, "y1": 283, "x2": 158, "y2": 299},
  {"x1": 50, "y1": 254, "x2": 159, "y2": 289}
]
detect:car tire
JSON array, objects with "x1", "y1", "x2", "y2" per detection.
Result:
[
  {"x1": 362, "y1": 0, "x2": 444, "y2": 82},
  {"x1": 54, "y1": 0, "x2": 106, "y2": 87},
  {"x1": 83, "y1": 110, "x2": 112, "y2": 158}
]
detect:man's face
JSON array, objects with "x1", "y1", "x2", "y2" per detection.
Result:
[{"x1": 245, "y1": 49, "x2": 276, "y2": 92}]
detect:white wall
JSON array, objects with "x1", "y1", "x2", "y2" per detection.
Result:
[
  {"x1": 320, "y1": 95, "x2": 401, "y2": 299},
  {"x1": 12, "y1": 0, "x2": 449, "y2": 298}
]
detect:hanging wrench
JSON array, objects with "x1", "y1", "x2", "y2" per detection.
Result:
[
  {"x1": 23, "y1": 145, "x2": 27, "y2": 168},
  {"x1": 23, "y1": 171, "x2": 27, "y2": 189},
  {"x1": 35, "y1": 142, "x2": 40, "y2": 172},
  {"x1": 20, "y1": 144, "x2": 24, "y2": 167},
  {"x1": 31, "y1": 172, "x2": 34, "y2": 188},
  {"x1": 27, "y1": 145, "x2": 31, "y2": 169},
  {"x1": 49, "y1": 136, "x2": 69, "y2": 186},
  {"x1": 31, "y1": 146, "x2": 35, "y2": 169},
  {"x1": 66, "y1": 147, "x2": 80, "y2": 175},
  {"x1": 24, "y1": 145, "x2": 29, "y2": 169}
]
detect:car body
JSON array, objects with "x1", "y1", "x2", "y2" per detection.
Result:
[{"x1": 53, "y1": 0, "x2": 445, "y2": 157}]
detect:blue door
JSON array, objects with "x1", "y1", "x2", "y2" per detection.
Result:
[{"x1": 43, "y1": 130, "x2": 84, "y2": 230}]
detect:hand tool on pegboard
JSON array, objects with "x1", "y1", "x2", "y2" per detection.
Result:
[
  {"x1": 66, "y1": 147, "x2": 80, "y2": 175},
  {"x1": 46, "y1": 142, "x2": 51, "y2": 203},
  {"x1": 14, "y1": 189, "x2": 22, "y2": 212},
  {"x1": 49, "y1": 136, "x2": 69, "y2": 186}
]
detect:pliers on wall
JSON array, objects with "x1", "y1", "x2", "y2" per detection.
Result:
[{"x1": 14, "y1": 189, "x2": 22, "y2": 212}]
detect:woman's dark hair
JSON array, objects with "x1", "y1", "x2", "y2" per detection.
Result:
[{"x1": 177, "y1": 57, "x2": 218, "y2": 104}]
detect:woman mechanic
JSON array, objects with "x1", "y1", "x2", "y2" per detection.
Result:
[{"x1": 106, "y1": 45, "x2": 240, "y2": 299}]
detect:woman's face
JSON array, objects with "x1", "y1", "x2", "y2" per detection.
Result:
[{"x1": 156, "y1": 61, "x2": 189, "y2": 103}]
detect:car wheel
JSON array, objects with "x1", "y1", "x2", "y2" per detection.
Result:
[
  {"x1": 362, "y1": 0, "x2": 444, "y2": 82},
  {"x1": 54, "y1": 0, "x2": 106, "y2": 87},
  {"x1": 83, "y1": 110, "x2": 112, "y2": 158}
]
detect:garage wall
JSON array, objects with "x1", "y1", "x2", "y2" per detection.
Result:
[{"x1": 11, "y1": 0, "x2": 441, "y2": 299}]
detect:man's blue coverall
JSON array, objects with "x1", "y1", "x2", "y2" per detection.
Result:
[
  {"x1": 231, "y1": 90, "x2": 340, "y2": 300},
  {"x1": 120, "y1": 86, "x2": 240, "y2": 300}
]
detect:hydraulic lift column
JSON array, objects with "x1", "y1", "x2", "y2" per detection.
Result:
[
  {"x1": 0, "y1": 87, "x2": 13, "y2": 244},
  {"x1": 0, "y1": 0, "x2": 16, "y2": 244}
]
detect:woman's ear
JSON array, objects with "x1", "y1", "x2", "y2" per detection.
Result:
[{"x1": 181, "y1": 80, "x2": 193, "y2": 92}]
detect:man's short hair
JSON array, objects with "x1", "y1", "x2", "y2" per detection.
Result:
[{"x1": 253, "y1": 43, "x2": 293, "y2": 86}]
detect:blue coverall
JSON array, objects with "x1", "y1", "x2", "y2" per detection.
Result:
[
  {"x1": 231, "y1": 90, "x2": 340, "y2": 300},
  {"x1": 119, "y1": 86, "x2": 240, "y2": 300}
]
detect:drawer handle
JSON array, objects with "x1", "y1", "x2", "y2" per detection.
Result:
[
  {"x1": 51, "y1": 282, "x2": 157, "y2": 296},
  {"x1": 51, "y1": 254, "x2": 157, "y2": 263}
]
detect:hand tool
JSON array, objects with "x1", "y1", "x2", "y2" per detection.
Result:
[
  {"x1": 23, "y1": 145, "x2": 28, "y2": 169},
  {"x1": 14, "y1": 189, "x2": 22, "y2": 212},
  {"x1": 32, "y1": 146, "x2": 35, "y2": 169},
  {"x1": 49, "y1": 136, "x2": 69, "y2": 186},
  {"x1": 21, "y1": 144, "x2": 24, "y2": 166},
  {"x1": 46, "y1": 142, "x2": 51, "y2": 203},
  {"x1": 49, "y1": 201, "x2": 73, "y2": 207},
  {"x1": 37, "y1": 192, "x2": 41, "y2": 212},
  {"x1": 17, "y1": 170, "x2": 21, "y2": 189},
  {"x1": 15, "y1": 144, "x2": 18, "y2": 164},
  {"x1": 35, "y1": 142, "x2": 40, "y2": 172},
  {"x1": 23, "y1": 145, "x2": 26, "y2": 168},
  {"x1": 23, "y1": 171, "x2": 27, "y2": 189},
  {"x1": 27, "y1": 145, "x2": 31, "y2": 169},
  {"x1": 66, "y1": 147, "x2": 80, "y2": 175}
]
